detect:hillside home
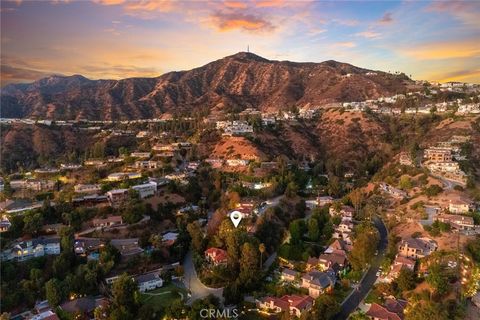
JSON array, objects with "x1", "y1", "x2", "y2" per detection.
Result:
[
  {"x1": 257, "y1": 295, "x2": 315, "y2": 317},
  {"x1": 366, "y1": 298, "x2": 407, "y2": 320},
  {"x1": 436, "y1": 214, "x2": 475, "y2": 230},
  {"x1": 398, "y1": 237, "x2": 437, "y2": 259},
  {"x1": 379, "y1": 183, "x2": 407, "y2": 199},
  {"x1": 106, "y1": 172, "x2": 142, "y2": 181},
  {"x1": 205, "y1": 247, "x2": 228, "y2": 266},
  {"x1": 132, "y1": 181, "x2": 157, "y2": 198},
  {"x1": 135, "y1": 271, "x2": 163, "y2": 292},
  {"x1": 424, "y1": 148, "x2": 452, "y2": 162},
  {"x1": 318, "y1": 196, "x2": 334, "y2": 207},
  {"x1": 257, "y1": 295, "x2": 314, "y2": 318},
  {"x1": 2, "y1": 237, "x2": 61, "y2": 261},
  {"x1": 385, "y1": 255, "x2": 415, "y2": 283},
  {"x1": 317, "y1": 252, "x2": 347, "y2": 272},
  {"x1": 0, "y1": 215, "x2": 11, "y2": 232},
  {"x1": 110, "y1": 238, "x2": 144, "y2": 257},
  {"x1": 281, "y1": 268, "x2": 299, "y2": 282},
  {"x1": 133, "y1": 160, "x2": 160, "y2": 169},
  {"x1": 92, "y1": 215, "x2": 123, "y2": 228},
  {"x1": 448, "y1": 199, "x2": 473, "y2": 214},
  {"x1": 301, "y1": 270, "x2": 336, "y2": 298},
  {"x1": 329, "y1": 205, "x2": 354, "y2": 220},
  {"x1": 130, "y1": 152, "x2": 151, "y2": 158},
  {"x1": 106, "y1": 189, "x2": 129, "y2": 207},
  {"x1": 74, "y1": 184, "x2": 101, "y2": 194}
]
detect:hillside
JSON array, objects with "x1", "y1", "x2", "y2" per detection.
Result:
[{"x1": 0, "y1": 52, "x2": 412, "y2": 121}]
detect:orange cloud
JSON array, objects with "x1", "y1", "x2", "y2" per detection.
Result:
[
  {"x1": 209, "y1": 11, "x2": 275, "y2": 32},
  {"x1": 333, "y1": 41, "x2": 356, "y2": 48},
  {"x1": 255, "y1": 0, "x2": 285, "y2": 8},
  {"x1": 401, "y1": 40, "x2": 480, "y2": 60},
  {"x1": 224, "y1": 1, "x2": 248, "y2": 9},
  {"x1": 94, "y1": 0, "x2": 126, "y2": 5},
  {"x1": 434, "y1": 69, "x2": 480, "y2": 83}
]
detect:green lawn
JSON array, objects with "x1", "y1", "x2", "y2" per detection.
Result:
[{"x1": 139, "y1": 283, "x2": 187, "y2": 311}]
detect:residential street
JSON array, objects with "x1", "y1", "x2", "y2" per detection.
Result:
[
  {"x1": 182, "y1": 250, "x2": 223, "y2": 304},
  {"x1": 333, "y1": 216, "x2": 388, "y2": 320}
]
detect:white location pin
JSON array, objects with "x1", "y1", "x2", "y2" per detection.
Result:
[{"x1": 229, "y1": 211, "x2": 243, "y2": 228}]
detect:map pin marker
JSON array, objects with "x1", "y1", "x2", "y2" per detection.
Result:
[{"x1": 230, "y1": 211, "x2": 243, "y2": 228}]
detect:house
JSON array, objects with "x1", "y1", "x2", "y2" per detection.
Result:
[
  {"x1": 329, "y1": 205, "x2": 355, "y2": 220},
  {"x1": 106, "y1": 172, "x2": 142, "y2": 182},
  {"x1": 436, "y1": 214, "x2": 475, "y2": 230},
  {"x1": 379, "y1": 183, "x2": 408, "y2": 199},
  {"x1": 385, "y1": 255, "x2": 415, "y2": 283},
  {"x1": 74, "y1": 184, "x2": 101, "y2": 194},
  {"x1": 257, "y1": 295, "x2": 314, "y2": 317},
  {"x1": 74, "y1": 238, "x2": 104, "y2": 255},
  {"x1": 130, "y1": 152, "x2": 151, "y2": 158},
  {"x1": 30, "y1": 310, "x2": 60, "y2": 320},
  {"x1": 60, "y1": 297, "x2": 108, "y2": 317},
  {"x1": 399, "y1": 152, "x2": 414, "y2": 166},
  {"x1": 135, "y1": 271, "x2": 163, "y2": 292},
  {"x1": 424, "y1": 148, "x2": 452, "y2": 162},
  {"x1": 233, "y1": 201, "x2": 256, "y2": 218},
  {"x1": 205, "y1": 247, "x2": 228, "y2": 266},
  {"x1": 2, "y1": 237, "x2": 61, "y2": 261},
  {"x1": 0, "y1": 199, "x2": 43, "y2": 214},
  {"x1": 92, "y1": 215, "x2": 123, "y2": 228},
  {"x1": 301, "y1": 270, "x2": 336, "y2": 298},
  {"x1": 281, "y1": 268, "x2": 299, "y2": 282},
  {"x1": 325, "y1": 239, "x2": 352, "y2": 254},
  {"x1": 60, "y1": 163, "x2": 82, "y2": 170},
  {"x1": 366, "y1": 298, "x2": 407, "y2": 320},
  {"x1": 133, "y1": 160, "x2": 160, "y2": 169},
  {"x1": 225, "y1": 159, "x2": 250, "y2": 167},
  {"x1": 317, "y1": 252, "x2": 347, "y2": 272},
  {"x1": 132, "y1": 181, "x2": 157, "y2": 198},
  {"x1": 448, "y1": 199, "x2": 472, "y2": 214},
  {"x1": 106, "y1": 188, "x2": 129, "y2": 207},
  {"x1": 111, "y1": 238, "x2": 144, "y2": 257},
  {"x1": 318, "y1": 196, "x2": 334, "y2": 207},
  {"x1": 398, "y1": 237, "x2": 437, "y2": 259},
  {"x1": 0, "y1": 215, "x2": 11, "y2": 232},
  {"x1": 162, "y1": 232, "x2": 179, "y2": 246}
]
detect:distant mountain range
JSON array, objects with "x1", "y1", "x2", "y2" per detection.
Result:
[{"x1": 0, "y1": 52, "x2": 412, "y2": 120}]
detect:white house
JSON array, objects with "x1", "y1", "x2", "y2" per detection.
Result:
[
  {"x1": 2, "y1": 237, "x2": 61, "y2": 261},
  {"x1": 135, "y1": 271, "x2": 163, "y2": 292},
  {"x1": 132, "y1": 182, "x2": 157, "y2": 198}
]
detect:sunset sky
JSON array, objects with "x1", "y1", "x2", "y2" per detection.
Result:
[{"x1": 1, "y1": 0, "x2": 479, "y2": 86}]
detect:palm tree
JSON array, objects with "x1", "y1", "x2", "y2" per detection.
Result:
[{"x1": 259, "y1": 243, "x2": 266, "y2": 269}]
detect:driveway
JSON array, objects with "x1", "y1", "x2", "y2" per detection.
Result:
[
  {"x1": 333, "y1": 216, "x2": 388, "y2": 320},
  {"x1": 183, "y1": 250, "x2": 223, "y2": 304}
]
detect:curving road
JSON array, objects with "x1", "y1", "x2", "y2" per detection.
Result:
[
  {"x1": 333, "y1": 216, "x2": 388, "y2": 320},
  {"x1": 183, "y1": 250, "x2": 223, "y2": 304}
]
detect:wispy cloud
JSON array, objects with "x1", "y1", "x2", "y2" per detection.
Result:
[
  {"x1": 332, "y1": 41, "x2": 356, "y2": 48},
  {"x1": 208, "y1": 11, "x2": 275, "y2": 33},
  {"x1": 355, "y1": 30, "x2": 381, "y2": 39},
  {"x1": 400, "y1": 39, "x2": 480, "y2": 60},
  {"x1": 377, "y1": 12, "x2": 393, "y2": 25}
]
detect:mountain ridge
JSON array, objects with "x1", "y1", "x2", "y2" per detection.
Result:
[{"x1": 0, "y1": 52, "x2": 412, "y2": 120}]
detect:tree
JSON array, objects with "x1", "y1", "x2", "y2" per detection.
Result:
[
  {"x1": 396, "y1": 268, "x2": 416, "y2": 292},
  {"x1": 259, "y1": 243, "x2": 266, "y2": 269},
  {"x1": 350, "y1": 189, "x2": 364, "y2": 215},
  {"x1": 187, "y1": 222, "x2": 204, "y2": 253},
  {"x1": 399, "y1": 175, "x2": 412, "y2": 190},
  {"x1": 110, "y1": 274, "x2": 139, "y2": 320},
  {"x1": 405, "y1": 300, "x2": 449, "y2": 320},
  {"x1": 59, "y1": 226, "x2": 75, "y2": 253},
  {"x1": 349, "y1": 224, "x2": 379, "y2": 270},
  {"x1": 426, "y1": 263, "x2": 448, "y2": 295},
  {"x1": 285, "y1": 181, "x2": 298, "y2": 198},
  {"x1": 23, "y1": 212, "x2": 43, "y2": 235},
  {"x1": 289, "y1": 219, "x2": 306, "y2": 244},
  {"x1": 307, "y1": 218, "x2": 320, "y2": 242},
  {"x1": 313, "y1": 294, "x2": 340, "y2": 320},
  {"x1": 45, "y1": 278, "x2": 63, "y2": 307},
  {"x1": 239, "y1": 242, "x2": 260, "y2": 287}
]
